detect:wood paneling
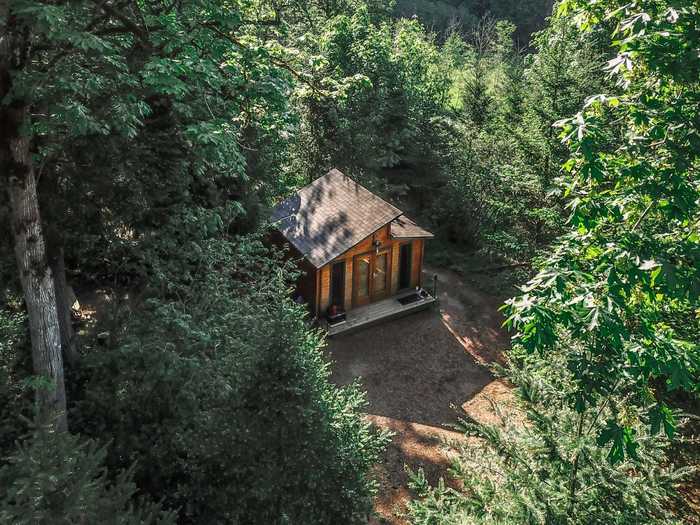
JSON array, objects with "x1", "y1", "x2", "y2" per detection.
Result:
[
  {"x1": 319, "y1": 265, "x2": 331, "y2": 313},
  {"x1": 411, "y1": 239, "x2": 423, "y2": 288},
  {"x1": 375, "y1": 225, "x2": 389, "y2": 244},
  {"x1": 316, "y1": 225, "x2": 428, "y2": 313},
  {"x1": 390, "y1": 244, "x2": 400, "y2": 294},
  {"x1": 343, "y1": 259, "x2": 353, "y2": 312}
]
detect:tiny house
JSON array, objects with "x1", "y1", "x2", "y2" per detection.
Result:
[{"x1": 270, "y1": 169, "x2": 434, "y2": 330}]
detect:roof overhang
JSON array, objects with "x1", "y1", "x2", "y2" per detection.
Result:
[{"x1": 390, "y1": 215, "x2": 434, "y2": 240}]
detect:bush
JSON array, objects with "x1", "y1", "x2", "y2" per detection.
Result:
[
  {"x1": 407, "y1": 349, "x2": 691, "y2": 524},
  {"x1": 0, "y1": 427, "x2": 174, "y2": 524},
  {"x1": 73, "y1": 239, "x2": 388, "y2": 523},
  {"x1": 0, "y1": 298, "x2": 33, "y2": 458}
]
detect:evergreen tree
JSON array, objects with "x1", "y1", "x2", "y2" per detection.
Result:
[
  {"x1": 72, "y1": 239, "x2": 388, "y2": 523},
  {"x1": 408, "y1": 351, "x2": 690, "y2": 524},
  {"x1": 0, "y1": 427, "x2": 175, "y2": 524},
  {"x1": 409, "y1": 1, "x2": 698, "y2": 522}
]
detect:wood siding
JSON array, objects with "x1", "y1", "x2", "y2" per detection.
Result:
[
  {"x1": 343, "y1": 260, "x2": 354, "y2": 312},
  {"x1": 412, "y1": 239, "x2": 423, "y2": 288},
  {"x1": 315, "y1": 225, "x2": 427, "y2": 315},
  {"x1": 390, "y1": 244, "x2": 400, "y2": 294},
  {"x1": 319, "y1": 265, "x2": 331, "y2": 313}
]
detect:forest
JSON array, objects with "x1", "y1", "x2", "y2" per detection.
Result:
[{"x1": 0, "y1": 0, "x2": 698, "y2": 524}]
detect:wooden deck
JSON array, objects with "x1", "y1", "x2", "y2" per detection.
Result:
[{"x1": 324, "y1": 289, "x2": 436, "y2": 337}]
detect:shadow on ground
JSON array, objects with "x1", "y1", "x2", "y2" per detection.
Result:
[{"x1": 328, "y1": 309, "x2": 492, "y2": 428}]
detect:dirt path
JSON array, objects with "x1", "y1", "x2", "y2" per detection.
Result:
[
  {"x1": 327, "y1": 265, "x2": 514, "y2": 524},
  {"x1": 427, "y1": 265, "x2": 510, "y2": 365}
]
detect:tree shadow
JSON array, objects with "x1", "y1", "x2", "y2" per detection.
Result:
[{"x1": 327, "y1": 308, "x2": 495, "y2": 429}]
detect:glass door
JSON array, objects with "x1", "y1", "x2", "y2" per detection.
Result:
[
  {"x1": 372, "y1": 251, "x2": 389, "y2": 301},
  {"x1": 353, "y1": 254, "x2": 371, "y2": 307},
  {"x1": 353, "y1": 249, "x2": 392, "y2": 307}
]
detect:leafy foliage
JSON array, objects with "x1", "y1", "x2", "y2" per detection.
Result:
[
  {"x1": 408, "y1": 2, "x2": 698, "y2": 523},
  {"x1": 0, "y1": 299, "x2": 32, "y2": 455},
  {"x1": 429, "y1": 15, "x2": 606, "y2": 264},
  {"x1": 291, "y1": 9, "x2": 450, "y2": 183},
  {"x1": 72, "y1": 239, "x2": 388, "y2": 523},
  {"x1": 504, "y1": 0, "x2": 700, "y2": 459},
  {"x1": 2, "y1": 1, "x2": 391, "y2": 522},
  {"x1": 3, "y1": 0, "x2": 698, "y2": 522}
]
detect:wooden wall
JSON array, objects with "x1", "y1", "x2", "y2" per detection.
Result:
[
  {"x1": 269, "y1": 222, "x2": 430, "y2": 318},
  {"x1": 319, "y1": 264, "x2": 330, "y2": 314},
  {"x1": 390, "y1": 244, "x2": 400, "y2": 295},
  {"x1": 316, "y1": 225, "x2": 426, "y2": 314},
  {"x1": 318, "y1": 226, "x2": 384, "y2": 314},
  {"x1": 412, "y1": 239, "x2": 424, "y2": 288}
]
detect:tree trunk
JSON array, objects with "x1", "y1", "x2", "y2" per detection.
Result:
[
  {"x1": 6, "y1": 134, "x2": 68, "y2": 431},
  {"x1": 48, "y1": 244, "x2": 80, "y2": 367},
  {"x1": 1, "y1": 8, "x2": 68, "y2": 431}
]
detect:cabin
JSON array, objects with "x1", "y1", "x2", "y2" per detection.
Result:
[{"x1": 270, "y1": 168, "x2": 435, "y2": 335}]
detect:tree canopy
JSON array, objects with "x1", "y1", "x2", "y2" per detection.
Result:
[{"x1": 1, "y1": 0, "x2": 697, "y2": 523}]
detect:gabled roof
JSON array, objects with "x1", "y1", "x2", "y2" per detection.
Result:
[
  {"x1": 391, "y1": 215, "x2": 434, "y2": 240},
  {"x1": 270, "y1": 169, "x2": 402, "y2": 268}
]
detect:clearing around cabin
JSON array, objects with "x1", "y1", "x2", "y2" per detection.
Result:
[{"x1": 326, "y1": 264, "x2": 515, "y2": 524}]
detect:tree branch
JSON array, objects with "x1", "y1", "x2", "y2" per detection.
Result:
[{"x1": 199, "y1": 21, "x2": 321, "y2": 96}]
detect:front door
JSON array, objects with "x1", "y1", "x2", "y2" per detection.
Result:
[
  {"x1": 352, "y1": 249, "x2": 391, "y2": 307},
  {"x1": 372, "y1": 250, "x2": 389, "y2": 300},
  {"x1": 353, "y1": 254, "x2": 372, "y2": 307}
]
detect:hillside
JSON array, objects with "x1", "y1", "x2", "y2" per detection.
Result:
[{"x1": 394, "y1": 0, "x2": 554, "y2": 44}]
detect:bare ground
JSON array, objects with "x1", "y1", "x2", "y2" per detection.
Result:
[{"x1": 326, "y1": 265, "x2": 514, "y2": 524}]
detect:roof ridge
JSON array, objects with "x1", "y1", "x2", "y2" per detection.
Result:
[{"x1": 270, "y1": 168, "x2": 408, "y2": 268}]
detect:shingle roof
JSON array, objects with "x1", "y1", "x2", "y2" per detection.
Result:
[
  {"x1": 390, "y1": 215, "x2": 434, "y2": 240},
  {"x1": 270, "y1": 169, "x2": 402, "y2": 268}
]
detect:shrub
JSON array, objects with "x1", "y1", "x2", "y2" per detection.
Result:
[
  {"x1": 73, "y1": 239, "x2": 388, "y2": 523},
  {"x1": 407, "y1": 349, "x2": 691, "y2": 524},
  {"x1": 0, "y1": 298, "x2": 32, "y2": 458},
  {"x1": 0, "y1": 427, "x2": 174, "y2": 524}
]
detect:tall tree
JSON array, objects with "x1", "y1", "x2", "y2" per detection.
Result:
[
  {"x1": 505, "y1": 0, "x2": 699, "y2": 458},
  {"x1": 410, "y1": 1, "x2": 698, "y2": 522},
  {"x1": 1, "y1": 0, "x2": 302, "y2": 428},
  {"x1": 0, "y1": 0, "x2": 67, "y2": 431}
]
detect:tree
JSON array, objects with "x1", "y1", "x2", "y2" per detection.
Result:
[
  {"x1": 291, "y1": 8, "x2": 449, "y2": 181},
  {"x1": 407, "y1": 351, "x2": 690, "y2": 524},
  {"x1": 1, "y1": 0, "x2": 67, "y2": 431},
  {"x1": 2, "y1": 5, "x2": 391, "y2": 521},
  {"x1": 1, "y1": 0, "x2": 301, "y2": 429},
  {"x1": 409, "y1": 2, "x2": 698, "y2": 522},
  {"x1": 520, "y1": 11, "x2": 607, "y2": 188},
  {"x1": 504, "y1": 0, "x2": 700, "y2": 459},
  {"x1": 72, "y1": 238, "x2": 388, "y2": 523},
  {"x1": 429, "y1": 18, "x2": 584, "y2": 262},
  {"x1": 0, "y1": 427, "x2": 175, "y2": 524}
]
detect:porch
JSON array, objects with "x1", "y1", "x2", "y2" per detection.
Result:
[{"x1": 324, "y1": 288, "x2": 437, "y2": 337}]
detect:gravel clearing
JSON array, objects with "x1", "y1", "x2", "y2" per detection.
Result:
[{"x1": 327, "y1": 265, "x2": 513, "y2": 524}]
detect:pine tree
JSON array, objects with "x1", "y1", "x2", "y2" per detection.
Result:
[{"x1": 0, "y1": 427, "x2": 174, "y2": 524}]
